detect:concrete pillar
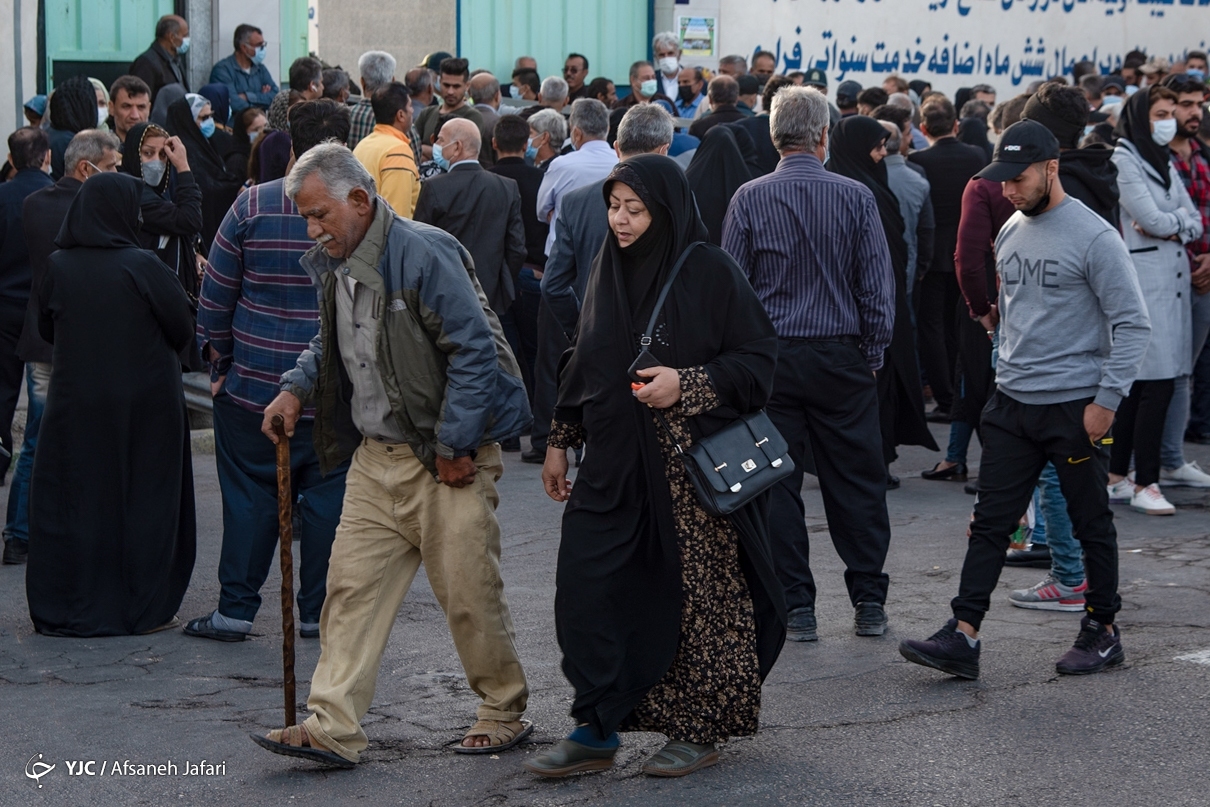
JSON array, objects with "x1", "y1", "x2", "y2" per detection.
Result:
[
  {"x1": 314, "y1": 0, "x2": 455, "y2": 81},
  {"x1": 2, "y1": 0, "x2": 40, "y2": 138},
  {"x1": 182, "y1": 0, "x2": 215, "y2": 93}
]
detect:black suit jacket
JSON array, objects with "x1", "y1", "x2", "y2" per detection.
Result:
[
  {"x1": 490, "y1": 157, "x2": 548, "y2": 267},
  {"x1": 414, "y1": 163, "x2": 526, "y2": 315},
  {"x1": 908, "y1": 137, "x2": 988, "y2": 274},
  {"x1": 689, "y1": 105, "x2": 747, "y2": 140},
  {"x1": 130, "y1": 42, "x2": 188, "y2": 105},
  {"x1": 19, "y1": 176, "x2": 82, "y2": 363}
]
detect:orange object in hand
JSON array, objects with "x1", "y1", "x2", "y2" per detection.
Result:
[{"x1": 631, "y1": 382, "x2": 645, "y2": 391}]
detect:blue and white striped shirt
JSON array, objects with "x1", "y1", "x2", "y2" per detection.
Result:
[{"x1": 721, "y1": 153, "x2": 896, "y2": 369}]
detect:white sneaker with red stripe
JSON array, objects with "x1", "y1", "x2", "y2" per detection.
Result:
[
  {"x1": 1008, "y1": 575, "x2": 1088, "y2": 612},
  {"x1": 1131, "y1": 483, "x2": 1176, "y2": 516}
]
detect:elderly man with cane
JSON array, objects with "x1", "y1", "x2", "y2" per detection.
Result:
[{"x1": 250, "y1": 142, "x2": 533, "y2": 768}]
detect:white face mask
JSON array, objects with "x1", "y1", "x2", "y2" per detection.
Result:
[
  {"x1": 98, "y1": 106, "x2": 108, "y2": 126},
  {"x1": 1152, "y1": 118, "x2": 1178, "y2": 146},
  {"x1": 657, "y1": 56, "x2": 679, "y2": 77}
]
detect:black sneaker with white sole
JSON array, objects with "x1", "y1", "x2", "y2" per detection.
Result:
[
  {"x1": 899, "y1": 618, "x2": 980, "y2": 679},
  {"x1": 1055, "y1": 616, "x2": 1124, "y2": 675}
]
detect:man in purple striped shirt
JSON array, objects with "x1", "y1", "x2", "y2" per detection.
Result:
[
  {"x1": 185, "y1": 100, "x2": 352, "y2": 643},
  {"x1": 722, "y1": 85, "x2": 897, "y2": 643}
]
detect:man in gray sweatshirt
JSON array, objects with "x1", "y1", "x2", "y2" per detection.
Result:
[{"x1": 900, "y1": 121, "x2": 1150, "y2": 680}]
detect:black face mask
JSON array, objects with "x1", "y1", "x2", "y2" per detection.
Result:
[
  {"x1": 1022, "y1": 174, "x2": 1053, "y2": 217},
  {"x1": 677, "y1": 85, "x2": 698, "y2": 104}
]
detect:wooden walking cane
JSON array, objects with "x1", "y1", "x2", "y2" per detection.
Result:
[{"x1": 271, "y1": 415, "x2": 297, "y2": 728}]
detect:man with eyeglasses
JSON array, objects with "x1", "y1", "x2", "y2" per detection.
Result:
[
  {"x1": 210, "y1": 23, "x2": 280, "y2": 114},
  {"x1": 1, "y1": 130, "x2": 119, "y2": 565},
  {"x1": 564, "y1": 54, "x2": 590, "y2": 102},
  {"x1": 1158, "y1": 73, "x2": 1210, "y2": 468}
]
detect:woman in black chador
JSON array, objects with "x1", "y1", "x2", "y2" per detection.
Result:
[
  {"x1": 27, "y1": 172, "x2": 196, "y2": 637},
  {"x1": 829, "y1": 115, "x2": 938, "y2": 477},
  {"x1": 525, "y1": 155, "x2": 786, "y2": 779}
]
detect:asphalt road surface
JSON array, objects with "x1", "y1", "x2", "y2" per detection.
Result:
[{"x1": 2, "y1": 427, "x2": 1209, "y2": 806}]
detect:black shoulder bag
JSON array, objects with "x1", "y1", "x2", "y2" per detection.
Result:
[{"x1": 627, "y1": 242, "x2": 795, "y2": 517}]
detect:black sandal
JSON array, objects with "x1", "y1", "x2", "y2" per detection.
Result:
[{"x1": 250, "y1": 726, "x2": 355, "y2": 769}]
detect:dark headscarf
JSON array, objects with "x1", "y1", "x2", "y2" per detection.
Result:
[
  {"x1": 726, "y1": 123, "x2": 764, "y2": 175},
  {"x1": 828, "y1": 116, "x2": 908, "y2": 270},
  {"x1": 600, "y1": 157, "x2": 709, "y2": 329},
  {"x1": 198, "y1": 83, "x2": 231, "y2": 128},
  {"x1": 254, "y1": 130, "x2": 292, "y2": 184},
  {"x1": 150, "y1": 83, "x2": 187, "y2": 128},
  {"x1": 1115, "y1": 87, "x2": 1172, "y2": 189},
  {"x1": 686, "y1": 126, "x2": 754, "y2": 246},
  {"x1": 958, "y1": 116, "x2": 994, "y2": 160},
  {"x1": 55, "y1": 173, "x2": 143, "y2": 250},
  {"x1": 954, "y1": 87, "x2": 972, "y2": 113},
  {"x1": 1021, "y1": 93, "x2": 1085, "y2": 149},
  {"x1": 120, "y1": 123, "x2": 173, "y2": 193},
  {"x1": 49, "y1": 76, "x2": 98, "y2": 134},
  {"x1": 166, "y1": 97, "x2": 227, "y2": 178}
]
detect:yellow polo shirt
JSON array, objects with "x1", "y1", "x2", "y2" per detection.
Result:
[{"x1": 352, "y1": 124, "x2": 420, "y2": 218}]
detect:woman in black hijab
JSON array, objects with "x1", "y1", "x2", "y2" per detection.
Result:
[
  {"x1": 27, "y1": 172, "x2": 196, "y2": 637},
  {"x1": 525, "y1": 155, "x2": 785, "y2": 778},
  {"x1": 828, "y1": 116, "x2": 937, "y2": 477},
  {"x1": 121, "y1": 122, "x2": 204, "y2": 369},
  {"x1": 47, "y1": 76, "x2": 98, "y2": 179},
  {"x1": 166, "y1": 96, "x2": 243, "y2": 250},
  {"x1": 686, "y1": 125, "x2": 754, "y2": 245}
]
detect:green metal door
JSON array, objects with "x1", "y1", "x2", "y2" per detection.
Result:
[
  {"x1": 43, "y1": 0, "x2": 176, "y2": 88},
  {"x1": 459, "y1": 0, "x2": 651, "y2": 88}
]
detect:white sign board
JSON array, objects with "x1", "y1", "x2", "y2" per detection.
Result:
[{"x1": 717, "y1": 0, "x2": 1210, "y2": 97}]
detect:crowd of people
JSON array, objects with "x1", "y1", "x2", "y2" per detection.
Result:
[{"x1": 1, "y1": 9, "x2": 1208, "y2": 778}]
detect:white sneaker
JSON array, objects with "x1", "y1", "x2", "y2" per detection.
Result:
[
  {"x1": 1107, "y1": 478, "x2": 1134, "y2": 504},
  {"x1": 1131, "y1": 483, "x2": 1176, "y2": 516},
  {"x1": 1160, "y1": 461, "x2": 1210, "y2": 488}
]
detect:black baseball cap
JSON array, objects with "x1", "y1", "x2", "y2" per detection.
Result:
[
  {"x1": 803, "y1": 68, "x2": 827, "y2": 89},
  {"x1": 975, "y1": 120, "x2": 1060, "y2": 182},
  {"x1": 836, "y1": 80, "x2": 862, "y2": 105}
]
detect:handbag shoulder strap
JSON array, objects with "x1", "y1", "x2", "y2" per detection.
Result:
[{"x1": 640, "y1": 241, "x2": 706, "y2": 347}]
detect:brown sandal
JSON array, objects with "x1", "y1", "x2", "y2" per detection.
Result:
[
  {"x1": 452, "y1": 718, "x2": 534, "y2": 755},
  {"x1": 250, "y1": 724, "x2": 355, "y2": 768}
]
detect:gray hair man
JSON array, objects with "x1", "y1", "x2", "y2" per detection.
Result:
[
  {"x1": 525, "y1": 103, "x2": 675, "y2": 464},
  {"x1": 536, "y1": 98, "x2": 615, "y2": 255},
  {"x1": 721, "y1": 85, "x2": 898, "y2": 643},
  {"x1": 208, "y1": 23, "x2": 279, "y2": 114},
  {"x1": 527, "y1": 108, "x2": 567, "y2": 168},
  {"x1": 253, "y1": 142, "x2": 532, "y2": 767},
  {"x1": 872, "y1": 104, "x2": 934, "y2": 299},
  {"x1": 653, "y1": 30, "x2": 683, "y2": 99},
  {"x1": 6, "y1": 129, "x2": 119, "y2": 564},
  {"x1": 347, "y1": 50, "x2": 397, "y2": 149}
]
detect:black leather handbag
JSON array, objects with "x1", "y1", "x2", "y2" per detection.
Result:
[{"x1": 630, "y1": 242, "x2": 795, "y2": 517}]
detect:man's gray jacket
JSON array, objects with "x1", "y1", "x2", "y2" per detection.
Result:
[{"x1": 541, "y1": 179, "x2": 609, "y2": 339}]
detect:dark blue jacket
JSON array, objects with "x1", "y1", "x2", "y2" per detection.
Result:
[{"x1": 0, "y1": 168, "x2": 55, "y2": 307}]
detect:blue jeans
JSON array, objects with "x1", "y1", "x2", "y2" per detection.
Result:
[
  {"x1": 1161, "y1": 288, "x2": 1210, "y2": 467},
  {"x1": 1190, "y1": 337, "x2": 1210, "y2": 436},
  {"x1": 213, "y1": 393, "x2": 348, "y2": 624},
  {"x1": 945, "y1": 377, "x2": 974, "y2": 464},
  {"x1": 1030, "y1": 463, "x2": 1084, "y2": 587},
  {"x1": 4, "y1": 363, "x2": 50, "y2": 546}
]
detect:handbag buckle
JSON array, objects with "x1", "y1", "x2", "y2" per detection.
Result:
[
  {"x1": 714, "y1": 462, "x2": 728, "y2": 472},
  {"x1": 741, "y1": 459, "x2": 757, "y2": 473},
  {"x1": 640, "y1": 337, "x2": 652, "y2": 346},
  {"x1": 755, "y1": 437, "x2": 769, "y2": 447}
]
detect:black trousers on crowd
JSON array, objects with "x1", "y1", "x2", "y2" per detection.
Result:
[
  {"x1": 765, "y1": 338, "x2": 892, "y2": 612},
  {"x1": 916, "y1": 272, "x2": 961, "y2": 413},
  {"x1": 953, "y1": 392, "x2": 1120, "y2": 629},
  {"x1": 0, "y1": 303, "x2": 26, "y2": 480},
  {"x1": 1109, "y1": 378, "x2": 1175, "y2": 488},
  {"x1": 529, "y1": 300, "x2": 569, "y2": 453}
]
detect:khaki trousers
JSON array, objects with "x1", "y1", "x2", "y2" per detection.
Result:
[{"x1": 303, "y1": 439, "x2": 528, "y2": 762}]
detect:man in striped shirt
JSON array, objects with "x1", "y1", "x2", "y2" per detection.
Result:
[
  {"x1": 722, "y1": 85, "x2": 897, "y2": 643},
  {"x1": 185, "y1": 99, "x2": 352, "y2": 644}
]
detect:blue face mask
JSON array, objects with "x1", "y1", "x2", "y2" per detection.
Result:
[
  {"x1": 1189, "y1": 68, "x2": 1206, "y2": 82},
  {"x1": 252, "y1": 45, "x2": 267, "y2": 65},
  {"x1": 432, "y1": 142, "x2": 449, "y2": 170},
  {"x1": 199, "y1": 118, "x2": 216, "y2": 139},
  {"x1": 525, "y1": 137, "x2": 538, "y2": 161},
  {"x1": 177, "y1": 36, "x2": 191, "y2": 55}
]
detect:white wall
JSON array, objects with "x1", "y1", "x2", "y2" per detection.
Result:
[
  {"x1": 678, "y1": 0, "x2": 1209, "y2": 98},
  {"x1": 2, "y1": 0, "x2": 41, "y2": 140}
]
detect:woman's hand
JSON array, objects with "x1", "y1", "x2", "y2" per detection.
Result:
[
  {"x1": 634, "y1": 366, "x2": 681, "y2": 409},
  {"x1": 542, "y1": 446, "x2": 572, "y2": 502},
  {"x1": 164, "y1": 136, "x2": 190, "y2": 172}
]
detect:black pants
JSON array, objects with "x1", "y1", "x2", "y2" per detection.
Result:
[
  {"x1": 916, "y1": 272, "x2": 960, "y2": 412},
  {"x1": 1109, "y1": 378, "x2": 1175, "y2": 488},
  {"x1": 953, "y1": 392, "x2": 1120, "y2": 629},
  {"x1": 0, "y1": 303, "x2": 25, "y2": 480},
  {"x1": 765, "y1": 338, "x2": 892, "y2": 611},
  {"x1": 529, "y1": 299, "x2": 569, "y2": 453}
]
